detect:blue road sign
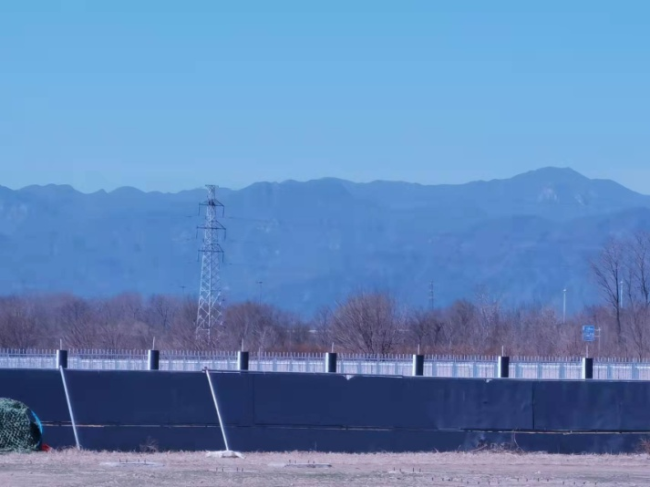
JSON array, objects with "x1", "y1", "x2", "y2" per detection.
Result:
[{"x1": 582, "y1": 325, "x2": 596, "y2": 342}]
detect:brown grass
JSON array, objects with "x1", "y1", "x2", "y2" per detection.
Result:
[{"x1": 1, "y1": 450, "x2": 650, "y2": 486}]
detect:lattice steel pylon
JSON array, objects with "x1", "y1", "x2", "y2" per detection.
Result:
[{"x1": 195, "y1": 185, "x2": 226, "y2": 346}]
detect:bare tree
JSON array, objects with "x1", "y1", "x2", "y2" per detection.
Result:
[
  {"x1": 509, "y1": 306, "x2": 563, "y2": 356},
  {"x1": 473, "y1": 286, "x2": 506, "y2": 352},
  {"x1": 54, "y1": 295, "x2": 99, "y2": 348},
  {"x1": 443, "y1": 299, "x2": 477, "y2": 352},
  {"x1": 220, "y1": 301, "x2": 287, "y2": 352},
  {"x1": 590, "y1": 238, "x2": 625, "y2": 342},
  {"x1": 628, "y1": 231, "x2": 650, "y2": 308},
  {"x1": 144, "y1": 295, "x2": 176, "y2": 331},
  {"x1": 625, "y1": 306, "x2": 650, "y2": 359},
  {"x1": 167, "y1": 296, "x2": 200, "y2": 350},
  {"x1": 0, "y1": 297, "x2": 39, "y2": 348},
  {"x1": 405, "y1": 309, "x2": 445, "y2": 354},
  {"x1": 326, "y1": 292, "x2": 403, "y2": 355}
]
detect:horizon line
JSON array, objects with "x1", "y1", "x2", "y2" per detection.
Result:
[{"x1": 0, "y1": 166, "x2": 634, "y2": 196}]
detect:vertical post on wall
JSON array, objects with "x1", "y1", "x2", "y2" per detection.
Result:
[
  {"x1": 56, "y1": 349, "x2": 68, "y2": 369},
  {"x1": 581, "y1": 357, "x2": 593, "y2": 380},
  {"x1": 237, "y1": 351, "x2": 249, "y2": 371},
  {"x1": 498, "y1": 356, "x2": 510, "y2": 378},
  {"x1": 325, "y1": 352, "x2": 337, "y2": 373},
  {"x1": 147, "y1": 350, "x2": 160, "y2": 371},
  {"x1": 412, "y1": 354, "x2": 424, "y2": 376}
]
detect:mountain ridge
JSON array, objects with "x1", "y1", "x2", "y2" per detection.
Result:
[
  {"x1": 1, "y1": 166, "x2": 650, "y2": 316},
  {"x1": 5, "y1": 166, "x2": 647, "y2": 197}
]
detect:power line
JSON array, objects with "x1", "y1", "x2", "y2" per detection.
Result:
[{"x1": 167, "y1": 210, "x2": 370, "y2": 232}]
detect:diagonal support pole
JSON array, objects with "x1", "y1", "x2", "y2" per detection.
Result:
[
  {"x1": 205, "y1": 369, "x2": 231, "y2": 451},
  {"x1": 60, "y1": 366, "x2": 81, "y2": 450}
]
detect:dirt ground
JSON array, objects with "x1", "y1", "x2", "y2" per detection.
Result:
[{"x1": 1, "y1": 450, "x2": 650, "y2": 486}]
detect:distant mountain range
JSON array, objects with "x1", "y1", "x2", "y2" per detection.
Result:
[{"x1": 2, "y1": 167, "x2": 650, "y2": 316}]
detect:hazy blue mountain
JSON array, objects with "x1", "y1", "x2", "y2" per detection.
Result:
[
  {"x1": 1, "y1": 167, "x2": 650, "y2": 316},
  {"x1": 343, "y1": 167, "x2": 650, "y2": 223}
]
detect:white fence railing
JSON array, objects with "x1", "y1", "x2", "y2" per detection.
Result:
[{"x1": 2, "y1": 349, "x2": 650, "y2": 380}]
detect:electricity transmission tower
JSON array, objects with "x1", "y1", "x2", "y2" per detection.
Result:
[{"x1": 195, "y1": 185, "x2": 226, "y2": 345}]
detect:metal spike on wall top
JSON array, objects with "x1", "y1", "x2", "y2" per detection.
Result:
[{"x1": 195, "y1": 185, "x2": 226, "y2": 347}]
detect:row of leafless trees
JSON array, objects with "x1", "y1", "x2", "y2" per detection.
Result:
[
  {"x1": 589, "y1": 230, "x2": 650, "y2": 358},
  {"x1": 0, "y1": 293, "x2": 310, "y2": 352},
  {"x1": 1, "y1": 231, "x2": 649, "y2": 357},
  {"x1": 0, "y1": 290, "x2": 643, "y2": 357}
]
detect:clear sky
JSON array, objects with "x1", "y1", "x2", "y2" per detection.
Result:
[{"x1": 1, "y1": 1, "x2": 649, "y2": 193}]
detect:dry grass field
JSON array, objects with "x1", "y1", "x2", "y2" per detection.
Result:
[{"x1": 1, "y1": 450, "x2": 650, "y2": 486}]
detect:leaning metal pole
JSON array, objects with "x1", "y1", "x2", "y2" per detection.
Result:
[
  {"x1": 60, "y1": 366, "x2": 81, "y2": 450},
  {"x1": 205, "y1": 369, "x2": 231, "y2": 451}
]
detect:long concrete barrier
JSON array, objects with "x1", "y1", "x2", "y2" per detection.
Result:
[{"x1": 0, "y1": 369, "x2": 647, "y2": 453}]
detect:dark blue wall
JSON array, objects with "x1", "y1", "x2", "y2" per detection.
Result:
[{"x1": 0, "y1": 369, "x2": 647, "y2": 454}]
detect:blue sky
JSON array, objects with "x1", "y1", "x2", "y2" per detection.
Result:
[{"x1": 1, "y1": 1, "x2": 649, "y2": 193}]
